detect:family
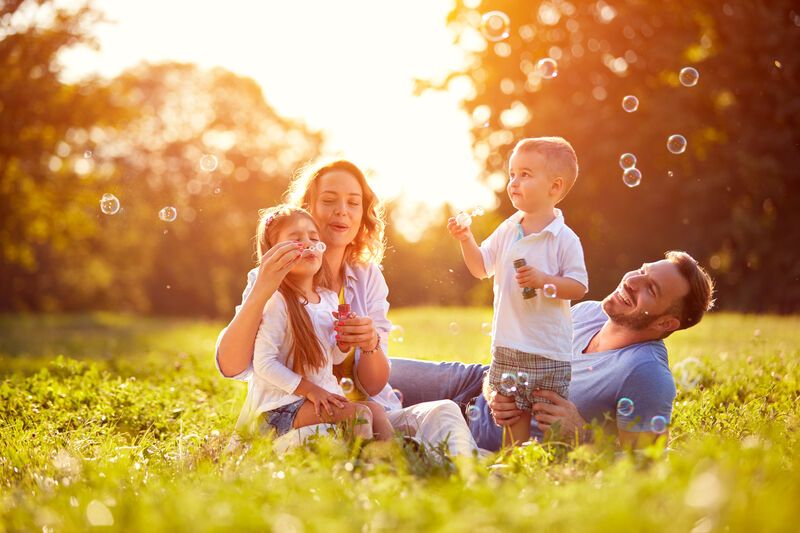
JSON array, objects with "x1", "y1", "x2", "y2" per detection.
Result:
[{"x1": 215, "y1": 137, "x2": 715, "y2": 456}]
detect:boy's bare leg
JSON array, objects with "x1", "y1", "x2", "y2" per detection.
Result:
[
  {"x1": 361, "y1": 401, "x2": 394, "y2": 441},
  {"x1": 293, "y1": 401, "x2": 374, "y2": 439},
  {"x1": 509, "y1": 410, "x2": 532, "y2": 446}
]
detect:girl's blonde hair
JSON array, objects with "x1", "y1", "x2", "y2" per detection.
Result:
[
  {"x1": 256, "y1": 204, "x2": 330, "y2": 376},
  {"x1": 284, "y1": 159, "x2": 386, "y2": 265}
]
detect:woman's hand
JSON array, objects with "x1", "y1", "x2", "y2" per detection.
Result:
[
  {"x1": 252, "y1": 241, "x2": 305, "y2": 295},
  {"x1": 304, "y1": 384, "x2": 348, "y2": 418},
  {"x1": 532, "y1": 390, "x2": 588, "y2": 438},
  {"x1": 332, "y1": 312, "x2": 379, "y2": 352},
  {"x1": 487, "y1": 389, "x2": 524, "y2": 426}
]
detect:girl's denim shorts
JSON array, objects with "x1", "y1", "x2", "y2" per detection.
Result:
[{"x1": 260, "y1": 399, "x2": 305, "y2": 437}]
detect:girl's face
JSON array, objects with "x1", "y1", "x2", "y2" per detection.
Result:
[
  {"x1": 275, "y1": 215, "x2": 324, "y2": 278},
  {"x1": 311, "y1": 170, "x2": 364, "y2": 250}
]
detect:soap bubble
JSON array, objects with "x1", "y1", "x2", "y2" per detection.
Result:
[
  {"x1": 499, "y1": 372, "x2": 518, "y2": 394},
  {"x1": 199, "y1": 154, "x2": 218, "y2": 172},
  {"x1": 622, "y1": 95, "x2": 639, "y2": 112},
  {"x1": 481, "y1": 322, "x2": 492, "y2": 336},
  {"x1": 389, "y1": 324, "x2": 405, "y2": 343},
  {"x1": 650, "y1": 415, "x2": 667, "y2": 434},
  {"x1": 471, "y1": 207, "x2": 485, "y2": 217},
  {"x1": 619, "y1": 153, "x2": 637, "y2": 170},
  {"x1": 667, "y1": 134, "x2": 687, "y2": 154},
  {"x1": 623, "y1": 168, "x2": 642, "y2": 188},
  {"x1": 674, "y1": 357, "x2": 703, "y2": 390},
  {"x1": 481, "y1": 11, "x2": 510, "y2": 42},
  {"x1": 392, "y1": 388, "x2": 404, "y2": 405},
  {"x1": 455, "y1": 212, "x2": 472, "y2": 228},
  {"x1": 542, "y1": 284, "x2": 558, "y2": 298},
  {"x1": 314, "y1": 241, "x2": 327, "y2": 252},
  {"x1": 448, "y1": 322, "x2": 460, "y2": 335},
  {"x1": 340, "y1": 377, "x2": 354, "y2": 394},
  {"x1": 158, "y1": 206, "x2": 177, "y2": 222},
  {"x1": 679, "y1": 67, "x2": 699, "y2": 87},
  {"x1": 516, "y1": 371, "x2": 531, "y2": 389},
  {"x1": 536, "y1": 58, "x2": 559, "y2": 79},
  {"x1": 83, "y1": 150, "x2": 93, "y2": 159},
  {"x1": 667, "y1": 170, "x2": 675, "y2": 178},
  {"x1": 99, "y1": 193, "x2": 120, "y2": 215},
  {"x1": 616, "y1": 397, "x2": 635, "y2": 417},
  {"x1": 466, "y1": 404, "x2": 481, "y2": 421}
]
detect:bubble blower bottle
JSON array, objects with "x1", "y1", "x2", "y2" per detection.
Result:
[{"x1": 512, "y1": 258, "x2": 536, "y2": 299}]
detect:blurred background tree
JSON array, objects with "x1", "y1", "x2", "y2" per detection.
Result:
[{"x1": 1, "y1": 0, "x2": 798, "y2": 316}]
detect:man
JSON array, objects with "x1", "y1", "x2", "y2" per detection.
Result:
[{"x1": 389, "y1": 251, "x2": 715, "y2": 450}]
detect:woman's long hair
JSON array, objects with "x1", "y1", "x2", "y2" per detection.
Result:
[
  {"x1": 284, "y1": 159, "x2": 386, "y2": 265},
  {"x1": 256, "y1": 205, "x2": 330, "y2": 376}
]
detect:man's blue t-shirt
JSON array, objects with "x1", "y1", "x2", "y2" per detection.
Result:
[{"x1": 470, "y1": 301, "x2": 677, "y2": 450}]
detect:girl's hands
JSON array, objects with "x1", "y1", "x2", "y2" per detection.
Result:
[
  {"x1": 332, "y1": 312, "x2": 379, "y2": 353},
  {"x1": 304, "y1": 384, "x2": 348, "y2": 418},
  {"x1": 447, "y1": 216, "x2": 473, "y2": 242},
  {"x1": 252, "y1": 241, "x2": 305, "y2": 294}
]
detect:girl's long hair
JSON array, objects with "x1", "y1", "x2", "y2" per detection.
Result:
[
  {"x1": 256, "y1": 205, "x2": 330, "y2": 376},
  {"x1": 284, "y1": 159, "x2": 386, "y2": 265}
]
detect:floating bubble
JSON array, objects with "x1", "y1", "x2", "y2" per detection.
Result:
[
  {"x1": 481, "y1": 321, "x2": 492, "y2": 336},
  {"x1": 542, "y1": 283, "x2": 558, "y2": 298},
  {"x1": 99, "y1": 193, "x2": 120, "y2": 215},
  {"x1": 619, "y1": 153, "x2": 637, "y2": 170},
  {"x1": 159, "y1": 206, "x2": 177, "y2": 222},
  {"x1": 667, "y1": 170, "x2": 674, "y2": 178},
  {"x1": 199, "y1": 154, "x2": 218, "y2": 172},
  {"x1": 516, "y1": 371, "x2": 531, "y2": 389},
  {"x1": 536, "y1": 58, "x2": 559, "y2": 79},
  {"x1": 650, "y1": 415, "x2": 667, "y2": 434},
  {"x1": 623, "y1": 168, "x2": 642, "y2": 188},
  {"x1": 86, "y1": 500, "x2": 114, "y2": 527},
  {"x1": 616, "y1": 397, "x2": 635, "y2": 417},
  {"x1": 673, "y1": 357, "x2": 703, "y2": 390},
  {"x1": 340, "y1": 377, "x2": 354, "y2": 394},
  {"x1": 455, "y1": 212, "x2": 472, "y2": 228},
  {"x1": 466, "y1": 404, "x2": 481, "y2": 421},
  {"x1": 314, "y1": 241, "x2": 327, "y2": 252},
  {"x1": 471, "y1": 207, "x2": 485, "y2": 217},
  {"x1": 679, "y1": 67, "x2": 699, "y2": 87},
  {"x1": 499, "y1": 372, "x2": 518, "y2": 395},
  {"x1": 667, "y1": 134, "x2": 687, "y2": 154},
  {"x1": 392, "y1": 388, "x2": 404, "y2": 405},
  {"x1": 622, "y1": 95, "x2": 639, "y2": 112},
  {"x1": 481, "y1": 11, "x2": 510, "y2": 42},
  {"x1": 83, "y1": 150, "x2": 93, "y2": 159},
  {"x1": 448, "y1": 322, "x2": 460, "y2": 335},
  {"x1": 389, "y1": 324, "x2": 405, "y2": 343}
]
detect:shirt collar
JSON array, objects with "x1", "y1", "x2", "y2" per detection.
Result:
[
  {"x1": 512, "y1": 208, "x2": 566, "y2": 237},
  {"x1": 343, "y1": 261, "x2": 358, "y2": 282}
]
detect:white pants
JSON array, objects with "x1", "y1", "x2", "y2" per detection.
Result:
[{"x1": 270, "y1": 399, "x2": 478, "y2": 456}]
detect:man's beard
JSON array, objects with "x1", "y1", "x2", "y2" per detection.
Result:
[{"x1": 602, "y1": 295, "x2": 657, "y2": 330}]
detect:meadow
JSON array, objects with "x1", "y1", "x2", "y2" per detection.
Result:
[{"x1": 1, "y1": 309, "x2": 798, "y2": 532}]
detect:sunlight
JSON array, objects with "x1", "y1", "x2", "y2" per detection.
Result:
[{"x1": 59, "y1": 0, "x2": 496, "y2": 239}]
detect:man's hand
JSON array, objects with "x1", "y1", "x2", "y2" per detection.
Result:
[
  {"x1": 447, "y1": 216, "x2": 473, "y2": 242},
  {"x1": 532, "y1": 389, "x2": 588, "y2": 438},
  {"x1": 514, "y1": 264, "x2": 545, "y2": 290},
  {"x1": 486, "y1": 388, "x2": 524, "y2": 426}
]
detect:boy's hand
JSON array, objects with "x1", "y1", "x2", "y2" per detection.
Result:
[
  {"x1": 447, "y1": 217, "x2": 473, "y2": 242},
  {"x1": 515, "y1": 265, "x2": 545, "y2": 289}
]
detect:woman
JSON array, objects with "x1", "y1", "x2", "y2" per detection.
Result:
[{"x1": 216, "y1": 159, "x2": 477, "y2": 455}]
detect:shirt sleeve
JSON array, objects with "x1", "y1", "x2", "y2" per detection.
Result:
[
  {"x1": 615, "y1": 350, "x2": 677, "y2": 433},
  {"x1": 362, "y1": 263, "x2": 392, "y2": 358},
  {"x1": 558, "y1": 231, "x2": 589, "y2": 290},
  {"x1": 479, "y1": 223, "x2": 506, "y2": 278},
  {"x1": 252, "y1": 293, "x2": 302, "y2": 394},
  {"x1": 214, "y1": 269, "x2": 258, "y2": 381}
]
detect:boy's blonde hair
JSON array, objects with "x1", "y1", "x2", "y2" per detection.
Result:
[{"x1": 511, "y1": 137, "x2": 579, "y2": 201}]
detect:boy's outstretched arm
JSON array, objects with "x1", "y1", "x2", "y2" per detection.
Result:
[{"x1": 447, "y1": 217, "x2": 487, "y2": 279}]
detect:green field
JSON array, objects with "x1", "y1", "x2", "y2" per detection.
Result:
[{"x1": 1, "y1": 309, "x2": 798, "y2": 532}]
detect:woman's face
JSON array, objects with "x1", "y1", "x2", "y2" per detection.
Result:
[{"x1": 311, "y1": 170, "x2": 364, "y2": 250}]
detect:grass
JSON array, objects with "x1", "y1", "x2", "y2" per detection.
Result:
[{"x1": 1, "y1": 309, "x2": 798, "y2": 532}]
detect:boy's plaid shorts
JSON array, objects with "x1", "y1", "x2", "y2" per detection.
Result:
[{"x1": 488, "y1": 346, "x2": 571, "y2": 411}]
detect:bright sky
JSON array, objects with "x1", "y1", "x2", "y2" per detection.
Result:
[{"x1": 59, "y1": 0, "x2": 496, "y2": 239}]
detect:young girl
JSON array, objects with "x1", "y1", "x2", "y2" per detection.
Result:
[{"x1": 236, "y1": 204, "x2": 394, "y2": 441}]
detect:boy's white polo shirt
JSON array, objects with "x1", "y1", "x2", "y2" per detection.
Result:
[{"x1": 480, "y1": 209, "x2": 588, "y2": 361}]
